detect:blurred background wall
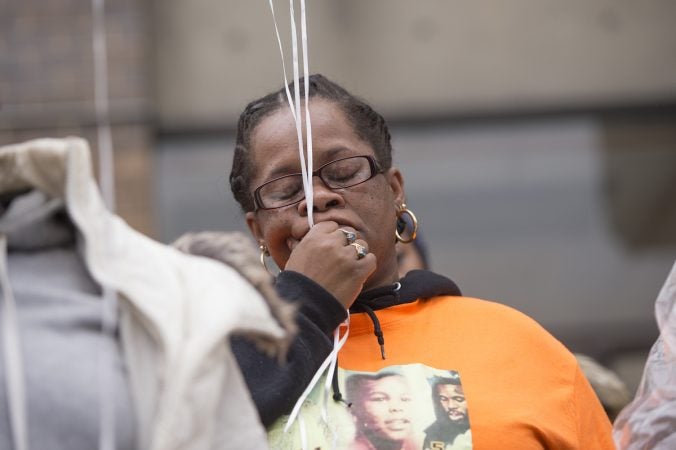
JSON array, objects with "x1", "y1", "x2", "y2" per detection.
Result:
[
  {"x1": 1, "y1": 0, "x2": 155, "y2": 234},
  {"x1": 2, "y1": 0, "x2": 676, "y2": 394},
  {"x1": 156, "y1": 0, "x2": 676, "y2": 125}
]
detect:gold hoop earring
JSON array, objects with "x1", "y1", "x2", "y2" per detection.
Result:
[
  {"x1": 395, "y1": 203, "x2": 418, "y2": 244},
  {"x1": 259, "y1": 244, "x2": 277, "y2": 276}
]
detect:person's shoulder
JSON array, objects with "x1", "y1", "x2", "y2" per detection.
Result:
[
  {"x1": 426, "y1": 295, "x2": 576, "y2": 361},
  {"x1": 427, "y1": 294, "x2": 542, "y2": 326}
]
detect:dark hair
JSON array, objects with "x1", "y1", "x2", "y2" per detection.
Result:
[
  {"x1": 229, "y1": 74, "x2": 393, "y2": 212},
  {"x1": 429, "y1": 375, "x2": 465, "y2": 422},
  {"x1": 345, "y1": 371, "x2": 404, "y2": 406},
  {"x1": 429, "y1": 375, "x2": 461, "y2": 390}
]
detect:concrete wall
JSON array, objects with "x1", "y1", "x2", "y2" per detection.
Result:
[{"x1": 155, "y1": 0, "x2": 676, "y2": 128}]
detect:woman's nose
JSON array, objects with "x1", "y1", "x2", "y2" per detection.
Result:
[
  {"x1": 389, "y1": 401, "x2": 404, "y2": 412},
  {"x1": 298, "y1": 176, "x2": 344, "y2": 214}
]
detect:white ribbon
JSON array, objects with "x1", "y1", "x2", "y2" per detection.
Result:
[
  {"x1": 266, "y1": 2, "x2": 349, "y2": 448},
  {"x1": 91, "y1": 1, "x2": 118, "y2": 449},
  {"x1": 92, "y1": 0, "x2": 115, "y2": 213},
  {"x1": 283, "y1": 316, "x2": 350, "y2": 450},
  {"x1": 267, "y1": 0, "x2": 314, "y2": 228},
  {"x1": 300, "y1": 0, "x2": 314, "y2": 221}
]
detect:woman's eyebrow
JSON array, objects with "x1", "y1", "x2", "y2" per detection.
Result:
[
  {"x1": 266, "y1": 146, "x2": 355, "y2": 179},
  {"x1": 267, "y1": 163, "x2": 302, "y2": 179},
  {"x1": 323, "y1": 146, "x2": 352, "y2": 160}
]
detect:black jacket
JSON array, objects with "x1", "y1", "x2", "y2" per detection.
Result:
[{"x1": 232, "y1": 269, "x2": 460, "y2": 427}]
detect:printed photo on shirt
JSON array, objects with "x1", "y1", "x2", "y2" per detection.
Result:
[
  {"x1": 422, "y1": 374, "x2": 470, "y2": 450},
  {"x1": 344, "y1": 370, "x2": 419, "y2": 450},
  {"x1": 266, "y1": 363, "x2": 472, "y2": 450}
]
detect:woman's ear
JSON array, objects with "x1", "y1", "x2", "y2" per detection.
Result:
[
  {"x1": 386, "y1": 167, "x2": 405, "y2": 206},
  {"x1": 245, "y1": 212, "x2": 264, "y2": 245}
]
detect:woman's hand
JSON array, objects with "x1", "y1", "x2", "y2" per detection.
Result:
[{"x1": 284, "y1": 221, "x2": 376, "y2": 309}]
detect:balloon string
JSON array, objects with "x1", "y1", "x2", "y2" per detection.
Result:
[
  {"x1": 92, "y1": 0, "x2": 115, "y2": 212},
  {"x1": 267, "y1": 0, "x2": 298, "y2": 122},
  {"x1": 300, "y1": 0, "x2": 313, "y2": 221},
  {"x1": 91, "y1": 1, "x2": 118, "y2": 449},
  {"x1": 268, "y1": 0, "x2": 314, "y2": 227},
  {"x1": 284, "y1": 317, "x2": 350, "y2": 434}
]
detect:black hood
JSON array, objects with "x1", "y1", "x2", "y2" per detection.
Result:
[
  {"x1": 347, "y1": 270, "x2": 461, "y2": 361},
  {"x1": 351, "y1": 269, "x2": 462, "y2": 313}
]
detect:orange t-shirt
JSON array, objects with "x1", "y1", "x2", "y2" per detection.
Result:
[{"x1": 336, "y1": 296, "x2": 615, "y2": 450}]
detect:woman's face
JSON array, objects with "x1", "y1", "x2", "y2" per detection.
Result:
[
  {"x1": 356, "y1": 376, "x2": 414, "y2": 442},
  {"x1": 245, "y1": 98, "x2": 404, "y2": 290}
]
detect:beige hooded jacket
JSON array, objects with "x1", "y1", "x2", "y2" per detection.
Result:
[{"x1": 0, "y1": 137, "x2": 288, "y2": 450}]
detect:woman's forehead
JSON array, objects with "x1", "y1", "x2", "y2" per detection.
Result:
[
  {"x1": 252, "y1": 100, "x2": 353, "y2": 148},
  {"x1": 249, "y1": 99, "x2": 374, "y2": 177}
]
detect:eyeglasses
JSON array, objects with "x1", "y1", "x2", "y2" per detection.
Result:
[{"x1": 253, "y1": 155, "x2": 381, "y2": 210}]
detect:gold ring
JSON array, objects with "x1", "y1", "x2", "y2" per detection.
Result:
[
  {"x1": 338, "y1": 228, "x2": 357, "y2": 245},
  {"x1": 349, "y1": 242, "x2": 368, "y2": 259}
]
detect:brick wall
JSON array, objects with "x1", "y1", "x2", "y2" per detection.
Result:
[{"x1": 0, "y1": 0, "x2": 156, "y2": 237}]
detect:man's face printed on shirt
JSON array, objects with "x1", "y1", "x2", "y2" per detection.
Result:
[{"x1": 436, "y1": 384, "x2": 468, "y2": 423}]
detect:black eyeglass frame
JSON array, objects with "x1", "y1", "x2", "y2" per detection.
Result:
[{"x1": 252, "y1": 155, "x2": 382, "y2": 210}]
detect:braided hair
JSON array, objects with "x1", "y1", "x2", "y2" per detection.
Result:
[{"x1": 229, "y1": 74, "x2": 393, "y2": 212}]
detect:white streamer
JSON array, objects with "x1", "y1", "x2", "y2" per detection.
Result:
[
  {"x1": 283, "y1": 316, "x2": 350, "y2": 448},
  {"x1": 91, "y1": 1, "x2": 118, "y2": 449},
  {"x1": 267, "y1": 0, "x2": 298, "y2": 122},
  {"x1": 92, "y1": 0, "x2": 115, "y2": 212},
  {"x1": 268, "y1": 0, "x2": 314, "y2": 228},
  {"x1": 320, "y1": 321, "x2": 347, "y2": 450},
  {"x1": 298, "y1": 415, "x2": 308, "y2": 450},
  {"x1": 266, "y1": 2, "x2": 348, "y2": 447},
  {"x1": 300, "y1": 0, "x2": 313, "y2": 220}
]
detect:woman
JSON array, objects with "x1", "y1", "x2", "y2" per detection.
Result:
[
  {"x1": 346, "y1": 372, "x2": 420, "y2": 450},
  {"x1": 229, "y1": 74, "x2": 615, "y2": 449}
]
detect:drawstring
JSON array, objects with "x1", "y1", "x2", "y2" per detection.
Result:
[
  {"x1": 0, "y1": 234, "x2": 29, "y2": 450},
  {"x1": 331, "y1": 282, "x2": 406, "y2": 406},
  {"x1": 330, "y1": 357, "x2": 351, "y2": 406},
  {"x1": 349, "y1": 281, "x2": 401, "y2": 361},
  {"x1": 329, "y1": 281, "x2": 406, "y2": 420},
  {"x1": 355, "y1": 304, "x2": 386, "y2": 360}
]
